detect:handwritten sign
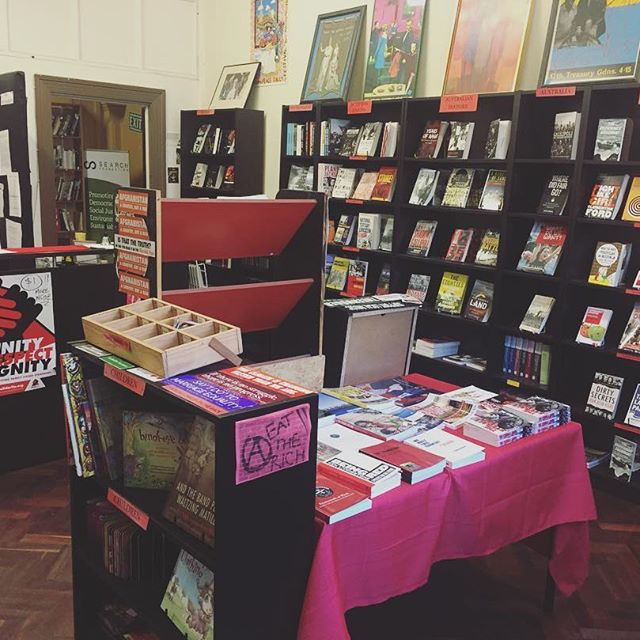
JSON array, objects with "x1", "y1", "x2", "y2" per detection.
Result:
[
  {"x1": 506, "y1": 379, "x2": 521, "y2": 389},
  {"x1": 536, "y1": 86, "x2": 577, "y2": 98},
  {"x1": 440, "y1": 93, "x2": 478, "y2": 113},
  {"x1": 348, "y1": 100, "x2": 373, "y2": 115},
  {"x1": 289, "y1": 103, "x2": 313, "y2": 112},
  {"x1": 235, "y1": 403, "x2": 311, "y2": 485},
  {"x1": 345, "y1": 199, "x2": 364, "y2": 205},
  {"x1": 617, "y1": 352, "x2": 640, "y2": 363},
  {"x1": 196, "y1": 109, "x2": 215, "y2": 116},
  {"x1": 104, "y1": 364, "x2": 146, "y2": 396},
  {"x1": 107, "y1": 488, "x2": 149, "y2": 530}
]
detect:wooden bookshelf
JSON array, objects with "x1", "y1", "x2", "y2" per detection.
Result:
[
  {"x1": 279, "y1": 85, "x2": 640, "y2": 463},
  {"x1": 180, "y1": 109, "x2": 264, "y2": 198}
]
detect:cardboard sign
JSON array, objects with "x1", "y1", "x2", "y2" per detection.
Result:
[
  {"x1": 235, "y1": 403, "x2": 311, "y2": 485},
  {"x1": 617, "y1": 352, "x2": 640, "y2": 363},
  {"x1": 104, "y1": 363, "x2": 146, "y2": 396},
  {"x1": 289, "y1": 103, "x2": 313, "y2": 112},
  {"x1": 107, "y1": 488, "x2": 150, "y2": 530},
  {"x1": 196, "y1": 109, "x2": 215, "y2": 116},
  {"x1": 536, "y1": 86, "x2": 577, "y2": 98},
  {"x1": 0, "y1": 272, "x2": 56, "y2": 397},
  {"x1": 439, "y1": 94, "x2": 479, "y2": 113},
  {"x1": 348, "y1": 100, "x2": 373, "y2": 115}
]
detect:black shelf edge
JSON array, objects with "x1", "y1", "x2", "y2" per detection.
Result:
[
  {"x1": 397, "y1": 254, "x2": 497, "y2": 275},
  {"x1": 400, "y1": 203, "x2": 502, "y2": 217},
  {"x1": 514, "y1": 158, "x2": 576, "y2": 165},
  {"x1": 576, "y1": 217, "x2": 640, "y2": 228},
  {"x1": 411, "y1": 351, "x2": 488, "y2": 375},
  {"x1": 327, "y1": 243, "x2": 393, "y2": 259},
  {"x1": 494, "y1": 325, "x2": 557, "y2": 344},
  {"x1": 320, "y1": 155, "x2": 398, "y2": 164},
  {"x1": 189, "y1": 152, "x2": 235, "y2": 160},
  {"x1": 509, "y1": 212, "x2": 570, "y2": 222},
  {"x1": 590, "y1": 465, "x2": 640, "y2": 504},
  {"x1": 583, "y1": 159, "x2": 640, "y2": 167},
  {"x1": 404, "y1": 157, "x2": 508, "y2": 166},
  {"x1": 560, "y1": 339, "x2": 618, "y2": 357},
  {"x1": 502, "y1": 269, "x2": 562, "y2": 283},
  {"x1": 566, "y1": 279, "x2": 631, "y2": 294},
  {"x1": 284, "y1": 154, "x2": 314, "y2": 162},
  {"x1": 419, "y1": 307, "x2": 493, "y2": 328},
  {"x1": 493, "y1": 373, "x2": 550, "y2": 393},
  {"x1": 329, "y1": 197, "x2": 395, "y2": 208}
]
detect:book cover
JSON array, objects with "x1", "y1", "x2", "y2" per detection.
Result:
[
  {"x1": 376, "y1": 263, "x2": 392, "y2": 295},
  {"x1": 162, "y1": 417, "x2": 215, "y2": 546},
  {"x1": 405, "y1": 430, "x2": 485, "y2": 469},
  {"x1": 334, "y1": 215, "x2": 356, "y2": 245},
  {"x1": 445, "y1": 228, "x2": 474, "y2": 262},
  {"x1": 464, "y1": 280, "x2": 494, "y2": 323},
  {"x1": 288, "y1": 165, "x2": 313, "y2": 191},
  {"x1": 327, "y1": 118, "x2": 350, "y2": 155},
  {"x1": 191, "y1": 163, "x2": 208, "y2": 188},
  {"x1": 588, "y1": 242, "x2": 630, "y2": 287},
  {"x1": 336, "y1": 409, "x2": 421, "y2": 441},
  {"x1": 407, "y1": 220, "x2": 438, "y2": 256},
  {"x1": 192, "y1": 124, "x2": 211, "y2": 154},
  {"x1": 479, "y1": 170, "x2": 507, "y2": 211},
  {"x1": 474, "y1": 229, "x2": 500, "y2": 267},
  {"x1": 441, "y1": 168, "x2": 475, "y2": 208},
  {"x1": 370, "y1": 167, "x2": 397, "y2": 202},
  {"x1": 625, "y1": 384, "x2": 640, "y2": 428},
  {"x1": 326, "y1": 257, "x2": 351, "y2": 291},
  {"x1": 550, "y1": 111, "x2": 580, "y2": 159},
  {"x1": 622, "y1": 176, "x2": 640, "y2": 222},
  {"x1": 517, "y1": 223, "x2": 566, "y2": 275},
  {"x1": 352, "y1": 171, "x2": 379, "y2": 201},
  {"x1": 435, "y1": 272, "x2": 469, "y2": 315},
  {"x1": 593, "y1": 118, "x2": 632, "y2": 162},
  {"x1": 519, "y1": 295, "x2": 556, "y2": 334},
  {"x1": 380, "y1": 122, "x2": 400, "y2": 158},
  {"x1": 317, "y1": 163, "x2": 342, "y2": 196},
  {"x1": 610, "y1": 435, "x2": 640, "y2": 481},
  {"x1": 315, "y1": 471, "x2": 371, "y2": 524},
  {"x1": 356, "y1": 213, "x2": 382, "y2": 250},
  {"x1": 415, "y1": 120, "x2": 448, "y2": 159},
  {"x1": 161, "y1": 550, "x2": 214, "y2": 640},
  {"x1": 360, "y1": 441, "x2": 446, "y2": 484},
  {"x1": 405, "y1": 274, "x2": 430, "y2": 305},
  {"x1": 466, "y1": 169, "x2": 488, "y2": 210},
  {"x1": 484, "y1": 119, "x2": 511, "y2": 160},
  {"x1": 379, "y1": 217, "x2": 394, "y2": 252},
  {"x1": 339, "y1": 127, "x2": 362, "y2": 156},
  {"x1": 122, "y1": 412, "x2": 192, "y2": 490},
  {"x1": 463, "y1": 407, "x2": 525, "y2": 446},
  {"x1": 447, "y1": 121, "x2": 475, "y2": 159},
  {"x1": 409, "y1": 168, "x2": 439, "y2": 206},
  {"x1": 345, "y1": 260, "x2": 368, "y2": 297},
  {"x1": 619, "y1": 302, "x2": 640, "y2": 355},
  {"x1": 355, "y1": 122, "x2": 383, "y2": 157},
  {"x1": 537, "y1": 174, "x2": 571, "y2": 216},
  {"x1": 332, "y1": 168, "x2": 359, "y2": 199},
  {"x1": 576, "y1": 306, "x2": 613, "y2": 347},
  {"x1": 584, "y1": 174, "x2": 630, "y2": 219},
  {"x1": 585, "y1": 373, "x2": 624, "y2": 421}
]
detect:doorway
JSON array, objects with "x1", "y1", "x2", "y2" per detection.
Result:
[{"x1": 35, "y1": 76, "x2": 165, "y2": 246}]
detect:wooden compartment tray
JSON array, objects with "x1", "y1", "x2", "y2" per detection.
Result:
[{"x1": 81, "y1": 298, "x2": 243, "y2": 378}]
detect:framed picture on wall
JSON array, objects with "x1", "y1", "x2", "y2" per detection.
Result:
[
  {"x1": 540, "y1": 0, "x2": 640, "y2": 86},
  {"x1": 300, "y1": 6, "x2": 367, "y2": 103},
  {"x1": 363, "y1": 0, "x2": 427, "y2": 100},
  {"x1": 442, "y1": 0, "x2": 533, "y2": 95},
  {"x1": 209, "y1": 62, "x2": 261, "y2": 109}
]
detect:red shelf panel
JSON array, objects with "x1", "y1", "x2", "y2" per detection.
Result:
[
  {"x1": 160, "y1": 199, "x2": 315, "y2": 262},
  {"x1": 162, "y1": 279, "x2": 314, "y2": 333}
]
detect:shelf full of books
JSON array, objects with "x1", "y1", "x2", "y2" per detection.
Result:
[
  {"x1": 180, "y1": 109, "x2": 264, "y2": 198},
  {"x1": 281, "y1": 85, "x2": 640, "y2": 463}
]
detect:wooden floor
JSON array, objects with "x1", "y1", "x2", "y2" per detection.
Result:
[{"x1": 0, "y1": 460, "x2": 638, "y2": 640}]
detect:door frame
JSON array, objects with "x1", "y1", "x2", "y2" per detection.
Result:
[{"x1": 35, "y1": 75, "x2": 166, "y2": 246}]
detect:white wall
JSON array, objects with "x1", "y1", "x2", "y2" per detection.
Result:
[
  {"x1": 202, "y1": 0, "x2": 555, "y2": 197},
  {"x1": 0, "y1": 0, "x2": 205, "y2": 244}
]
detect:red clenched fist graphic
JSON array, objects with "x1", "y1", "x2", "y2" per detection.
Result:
[{"x1": 0, "y1": 278, "x2": 43, "y2": 341}]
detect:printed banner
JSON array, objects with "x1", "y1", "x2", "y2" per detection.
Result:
[
  {"x1": 0, "y1": 272, "x2": 56, "y2": 397},
  {"x1": 235, "y1": 403, "x2": 311, "y2": 484},
  {"x1": 251, "y1": 0, "x2": 288, "y2": 85},
  {"x1": 84, "y1": 149, "x2": 130, "y2": 242}
]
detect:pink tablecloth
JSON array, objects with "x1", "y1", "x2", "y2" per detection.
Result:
[{"x1": 297, "y1": 375, "x2": 597, "y2": 640}]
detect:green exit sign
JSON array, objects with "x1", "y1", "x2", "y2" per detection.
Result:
[{"x1": 128, "y1": 112, "x2": 143, "y2": 133}]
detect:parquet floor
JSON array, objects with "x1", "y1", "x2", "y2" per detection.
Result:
[{"x1": 0, "y1": 459, "x2": 638, "y2": 640}]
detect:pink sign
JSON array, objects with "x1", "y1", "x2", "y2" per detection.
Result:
[
  {"x1": 107, "y1": 488, "x2": 150, "y2": 530},
  {"x1": 235, "y1": 403, "x2": 311, "y2": 485}
]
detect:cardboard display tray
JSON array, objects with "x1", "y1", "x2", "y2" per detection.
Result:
[{"x1": 82, "y1": 298, "x2": 243, "y2": 377}]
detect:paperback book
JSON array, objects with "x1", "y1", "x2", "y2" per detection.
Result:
[
  {"x1": 537, "y1": 174, "x2": 570, "y2": 216},
  {"x1": 585, "y1": 373, "x2": 624, "y2": 421},
  {"x1": 370, "y1": 167, "x2": 397, "y2": 202},
  {"x1": 447, "y1": 121, "x2": 475, "y2": 159},
  {"x1": 625, "y1": 384, "x2": 640, "y2": 428},
  {"x1": 379, "y1": 217, "x2": 394, "y2": 252},
  {"x1": 339, "y1": 127, "x2": 362, "y2": 156},
  {"x1": 519, "y1": 295, "x2": 555, "y2": 334},
  {"x1": 435, "y1": 272, "x2": 469, "y2": 316},
  {"x1": 479, "y1": 170, "x2": 507, "y2": 211},
  {"x1": 588, "y1": 242, "x2": 631, "y2": 287},
  {"x1": 333, "y1": 215, "x2": 356, "y2": 245},
  {"x1": 445, "y1": 228, "x2": 474, "y2": 262},
  {"x1": 593, "y1": 118, "x2": 632, "y2": 162},
  {"x1": 584, "y1": 174, "x2": 630, "y2": 219},
  {"x1": 317, "y1": 163, "x2": 342, "y2": 196},
  {"x1": 405, "y1": 430, "x2": 485, "y2": 469},
  {"x1": 360, "y1": 441, "x2": 446, "y2": 484},
  {"x1": 355, "y1": 122, "x2": 383, "y2": 157},
  {"x1": 356, "y1": 213, "x2": 382, "y2": 250},
  {"x1": 406, "y1": 220, "x2": 437, "y2": 256},
  {"x1": 619, "y1": 303, "x2": 640, "y2": 355},
  {"x1": 352, "y1": 171, "x2": 379, "y2": 201},
  {"x1": 409, "y1": 169, "x2": 439, "y2": 206},
  {"x1": 336, "y1": 409, "x2": 422, "y2": 442},
  {"x1": 415, "y1": 120, "x2": 449, "y2": 159},
  {"x1": 550, "y1": 111, "x2": 581, "y2": 160},
  {"x1": 326, "y1": 257, "x2": 350, "y2": 291},
  {"x1": 345, "y1": 260, "x2": 368, "y2": 297},
  {"x1": 576, "y1": 306, "x2": 613, "y2": 348},
  {"x1": 463, "y1": 280, "x2": 494, "y2": 323},
  {"x1": 474, "y1": 229, "x2": 500, "y2": 267},
  {"x1": 405, "y1": 274, "x2": 430, "y2": 305},
  {"x1": 376, "y1": 264, "x2": 391, "y2": 295},
  {"x1": 622, "y1": 177, "x2": 640, "y2": 222},
  {"x1": 517, "y1": 223, "x2": 566, "y2": 276},
  {"x1": 484, "y1": 119, "x2": 511, "y2": 160},
  {"x1": 332, "y1": 168, "x2": 360, "y2": 199},
  {"x1": 315, "y1": 471, "x2": 371, "y2": 524},
  {"x1": 441, "y1": 168, "x2": 475, "y2": 208}
]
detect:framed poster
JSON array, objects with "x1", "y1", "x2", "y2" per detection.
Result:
[
  {"x1": 364, "y1": 0, "x2": 427, "y2": 100},
  {"x1": 251, "y1": 0, "x2": 288, "y2": 85},
  {"x1": 301, "y1": 6, "x2": 367, "y2": 103},
  {"x1": 541, "y1": 0, "x2": 640, "y2": 86},
  {"x1": 443, "y1": 0, "x2": 533, "y2": 95},
  {"x1": 209, "y1": 62, "x2": 261, "y2": 110}
]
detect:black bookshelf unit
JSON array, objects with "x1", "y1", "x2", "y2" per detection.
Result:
[
  {"x1": 180, "y1": 108, "x2": 264, "y2": 198},
  {"x1": 68, "y1": 346, "x2": 318, "y2": 640},
  {"x1": 279, "y1": 86, "x2": 640, "y2": 470}
]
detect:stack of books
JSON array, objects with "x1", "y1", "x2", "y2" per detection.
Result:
[{"x1": 413, "y1": 337, "x2": 460, "y2": 359}]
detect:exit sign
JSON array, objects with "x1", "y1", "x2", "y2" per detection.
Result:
[{"x1": 128, "y1": 112, "x2": 143, "y2": 133}]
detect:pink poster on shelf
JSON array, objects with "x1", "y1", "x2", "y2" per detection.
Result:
[{"x1": 235, "y1": 403, "x2": 311, "y2": 485}]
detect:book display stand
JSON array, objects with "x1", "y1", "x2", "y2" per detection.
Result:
[
  {"x1": 180, "y1": 108, "x2": 264, "y2": 198},
  {"x1": 280, "y1": 86, "x2": 640, "y2": 477}
]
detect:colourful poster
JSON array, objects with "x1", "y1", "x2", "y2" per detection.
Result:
[
  {"x1": 364, "y1": 0, "x2": 427, "y2": 100},
  {"x1": 235, "y1": 403, "x2": 311, "y2": 484},
  {"x1": 251, "y1": 0, "x2": 288, "y2": 85},
  {"x1": 541, "y1": 0, "x2": 640, "y2": 86},
  {"x1": 0, "y1": 272, "x2": 56, "y2": 397}
]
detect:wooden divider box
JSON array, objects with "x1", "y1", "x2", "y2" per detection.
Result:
[{"x1": 82, "y1": 298, "x2": 243, "y2": 377}]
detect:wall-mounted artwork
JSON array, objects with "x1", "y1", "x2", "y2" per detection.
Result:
[
  {"x1": 301, "y1": 6, "x2": 367, "y2": 103},
  {"x1": 209, "y1": 62, "x2": 261, "y2": 109},
  {"x1": 540, "y1": 0, "x2": 640, "y2": 86},
  {"x1": 443, "y1": 0, "x2": 533, "y2": 95},
  {"x1": 251, "y1": 0, "x2": 288, "y2": 85},
  {"x1": 363, "y1": 0, "x2": 427, "y2": 100}
]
